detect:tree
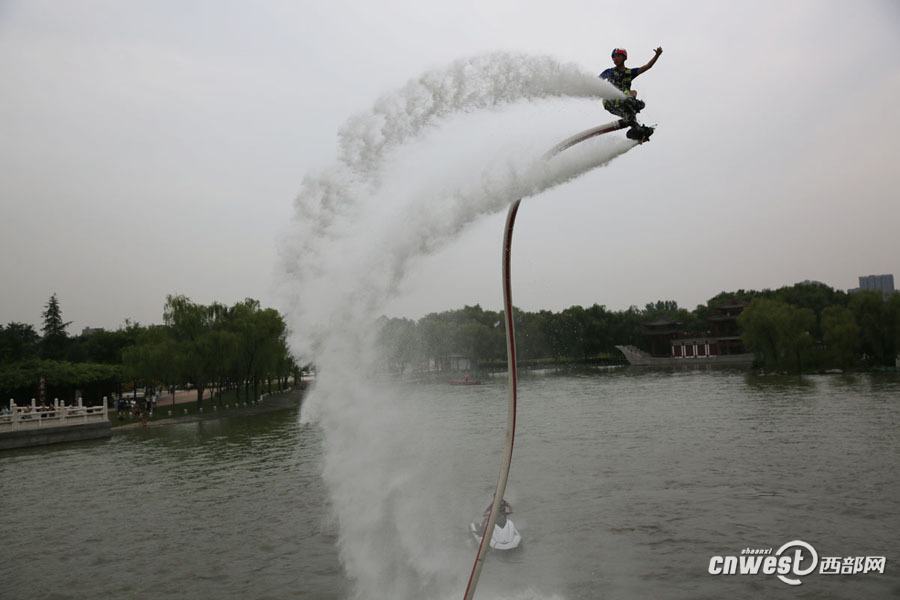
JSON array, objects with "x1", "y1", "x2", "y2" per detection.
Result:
[
  {"x1": 164, "y1": 295, "x2": 212, "y2": 405},
  {"x1": 376, "y1": 317, "x2": 419, "y2": 373},
  {"x1": 780, "y1": 305, "x2": 817, "y2": 373},
  {"x1": 515, "y1": 309, "x2": 548, "y2": 361},
  {"x1": 821, "y1": 306, "x2": 860, "y2": 369},
  {"x1": 0, "y1": 322, "x2": 40, "y2": 364},
  {"x1": 40, "y1": 293, "x2": 72, "y2": 360},
  {"x1": 850, "y1": 291, "x2": 900, "y2": 366},
  {"x1": 126, "y1": 296, "x2": 295, "y2": 407},
  {"x1": 775, "y1": 282, "x2": 850, "y2": 340},
  {"x1": 418, "y1": 313, "x2": 452, "y2": 370},
  {"x1": 82, "y1": 323, "x2": 145, "y2": 364},
  {"x1": 0, "y1": 359, "x2": 121, "y2": 405},
  {"x1": 536, "y1": 310, "x2": 566, "y2": 362},
  {"x1": 738, "y1": 298, "x2": 816, "y2": 372},
  {"x1": 699, "y1": 290, "x2": 762, "y2": 319},
  {"x1": 584, "y1": 304, "x2": 613, "y2": 355},
  {"x1": 227, "y1": 299, "x2": 288, "y2": 402},
  {"x1": 737, "y1": 298, "x2": 782, "y2": 368},
  {"x1": 123, "y1": 327, "x2": 181, "y2": 406}
]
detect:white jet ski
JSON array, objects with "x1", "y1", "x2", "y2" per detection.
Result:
[{"x1": 469, "y1": 500, "x2": 521, "y2": 551}]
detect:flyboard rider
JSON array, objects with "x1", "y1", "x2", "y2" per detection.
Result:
[{"x1": 600, "y1": 47, "x2": 663, "y2": 140}]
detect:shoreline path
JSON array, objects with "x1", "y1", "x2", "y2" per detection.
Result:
[{"x1": 111, "y1": 388, "x2": 305, "y2": 431}]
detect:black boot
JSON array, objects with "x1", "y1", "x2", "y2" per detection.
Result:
[{"x1": 626, "y1": 124, "x2": 654, "y2": 142}]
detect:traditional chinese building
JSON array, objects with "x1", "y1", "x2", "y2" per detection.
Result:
[
  {"x1": 618, "y1": 299, "x2": 752, "y2": 365},
  {"x1": 701, "y1": 298, "x2": 748, "y2": 357},
  {"x1": 642, "y1": 318, "x2": 684, "y2": 357}
]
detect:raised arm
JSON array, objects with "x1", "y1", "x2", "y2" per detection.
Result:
[{"x1": 636, "y1": 47, "x2": 663, "y2": 76}]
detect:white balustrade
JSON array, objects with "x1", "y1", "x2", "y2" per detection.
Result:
[{"x1": 1, "y1": 397, "x2": 109, "y2": 432}]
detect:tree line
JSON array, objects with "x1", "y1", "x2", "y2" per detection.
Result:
[
  {"x1": 4, "y1": 282, "x2": 897, "y2": 401},
  {"x1": 375, "y1": 283, "x2": 900, "y2": 373},
  {"x1": 738, "y1": 288, "x2": 900, "y2": 373},
  {"x1": 0, "y1": 294, "x2": 300, "y2": 406},
  {"x1": 376, "y1": 302, "x2": 669, "y2": 373}
]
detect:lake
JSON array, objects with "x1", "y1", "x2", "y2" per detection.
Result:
[{"x1": 2, "y1": 369, "x2": 898, "y2": 599}]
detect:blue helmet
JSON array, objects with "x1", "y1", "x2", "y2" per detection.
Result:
[{"x1": 611, "y1": 48, "x2": 627, "y2": 59}]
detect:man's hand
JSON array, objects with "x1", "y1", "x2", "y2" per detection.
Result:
[{"x1": 637, "y1": 47, "x2": 663, "y2": 75}]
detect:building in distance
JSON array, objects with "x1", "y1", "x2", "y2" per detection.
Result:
[{"x1": 849, "y1": 274, "x2": 895, "y2": 298}]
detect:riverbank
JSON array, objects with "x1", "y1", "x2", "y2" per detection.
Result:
[{"x1": 112, "y1": 387, "x2": 304, "y2": 431}]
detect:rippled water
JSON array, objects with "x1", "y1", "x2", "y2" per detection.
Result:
[
  {"x1": 2, "y1": 370, "x2": 899, "y2": 599},
  {"x1": 1, "y1": 406, "x2": 344, "y2": 600}
]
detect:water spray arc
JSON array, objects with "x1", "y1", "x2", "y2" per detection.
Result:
[
  {"x1": 462, "y1": 119, "x2": 635, "y2": 600},
  {"x1": 282, "y1": 53, "x2": 639, "y2": 599}
]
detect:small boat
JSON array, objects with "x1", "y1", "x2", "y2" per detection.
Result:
[
  {"x1": 469, "y1": 500, "x2": 521, "y2": 551},
  {"x1": 450, "y1": 378, "x2": 481, "y2": 385}
]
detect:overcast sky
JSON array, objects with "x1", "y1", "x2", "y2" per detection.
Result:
[{"x1": 1, "y1": 0, "x2": 898, "y2": 335}]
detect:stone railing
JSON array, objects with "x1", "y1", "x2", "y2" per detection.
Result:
[
  {"x1": 257, "y1": 387, "x2": 291, "y2": 403},
  {"x1": 0, "y1": 397, "x2": 109, "y2": 433}
]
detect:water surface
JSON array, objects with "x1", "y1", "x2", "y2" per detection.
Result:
[{"x1": 2, "y1": 370, "x2": 898, "y2": 599}]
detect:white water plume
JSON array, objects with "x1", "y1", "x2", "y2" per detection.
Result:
[
  {"x1": 278, "y1": 53, "x2": 636, "y2": 599},
  {"x1": 338, "y1": 52, "x2": 625, "y2": 176}
]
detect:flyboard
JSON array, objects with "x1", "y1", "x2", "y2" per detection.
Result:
[{"x1": 462, "y1": 118, "x2": 653, "y2": 600}]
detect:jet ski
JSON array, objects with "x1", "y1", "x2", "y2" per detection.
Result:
[{"x1": 469, "y1": 499, "x2": 521, "y2": 551}]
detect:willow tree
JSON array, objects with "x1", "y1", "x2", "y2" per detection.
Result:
[
  {"x1": 821, "y1": 305, "x2": 860, "y2": 369},
  {"x1": 227, "y1": 299, "x2": 287, "y2": 402},
  {"x1": 164, "y1": 294, "x2": 213, "y2": 406},
  {"x1": 738, "y1": 298, "x2": 816, "y2": 372}
]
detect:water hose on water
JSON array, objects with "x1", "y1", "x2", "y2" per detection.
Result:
[{"x1": 462, "y1": 119, "x2": 633, "y2": 600}]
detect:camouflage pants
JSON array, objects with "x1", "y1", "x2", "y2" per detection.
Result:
[{"x1": 603, "y1": 97, "x2": 646, "y2": 123}]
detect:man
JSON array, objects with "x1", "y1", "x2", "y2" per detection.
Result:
[
  {"x1": 480, "y1": 499, "x2": 513, "y2": 530},
  {"x1": 600, "y1": 47, "x2": 663, "y2": 139}
]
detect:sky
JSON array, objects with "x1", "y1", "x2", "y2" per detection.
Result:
[{"x1": 1, "y1": 0, "x2": 899, "y2": 335}]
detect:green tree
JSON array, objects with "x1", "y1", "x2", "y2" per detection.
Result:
[
  {"x1": 821, "y1": 305, "x2": 860, "y2": 369},
  {"x1": 737, "y1": 298, "x2": 782, "y2": 368},
  {"x1": 781, "y1": 305, "x2": 817, "y2": 373},
  {"x1": 698, "y1": 290, "x2": 762, "y2": 319},
  {"x1": 81, "y1": 323, "x2": 145, "y2": 364},
  {"x1": 227, "y1": 299, "x2": 288, "y2": 402},
  {"x1": 538, "y1": 310, "x2": 568, "y2": 362},
  {"x1": 376, "y1": 317, "x2": 419, "y2": 373},
  {"x1": 0, "y1": 322, "x2": 40, "y2": 364},
  {"x1": 738, "y1": 298, "x2": 816, "y2": 372},
  {"x1": 608, "y1": 306, "x2": 645, "y2": 351},
  {"x1": 418, "y1": 313, "x2": 452, "y2": 370},
  {"x1": 123, "y1": 326, "x2": 181, "y2": 406},
  {"x1": 0, "y1": 359, "x2": 121, "y2": 405},
  {"x1": 515, "y1": 309, "x2": 548, "y2": 361},
  {"x1": 40, "y1": 293, "x2": 72, "y2": 360},
  {"x1": 776, "y1": 282, "x2": 849, "y2": 315},
  {"x1": 850, "y1": 291, "x2": 900, "y2": 366},
  {"x1": 584, "y1": 304, "x2": 613, "y2": 355},
  {"x1": 164, "y1": 294, "x2": 212, "y2": 405}
]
